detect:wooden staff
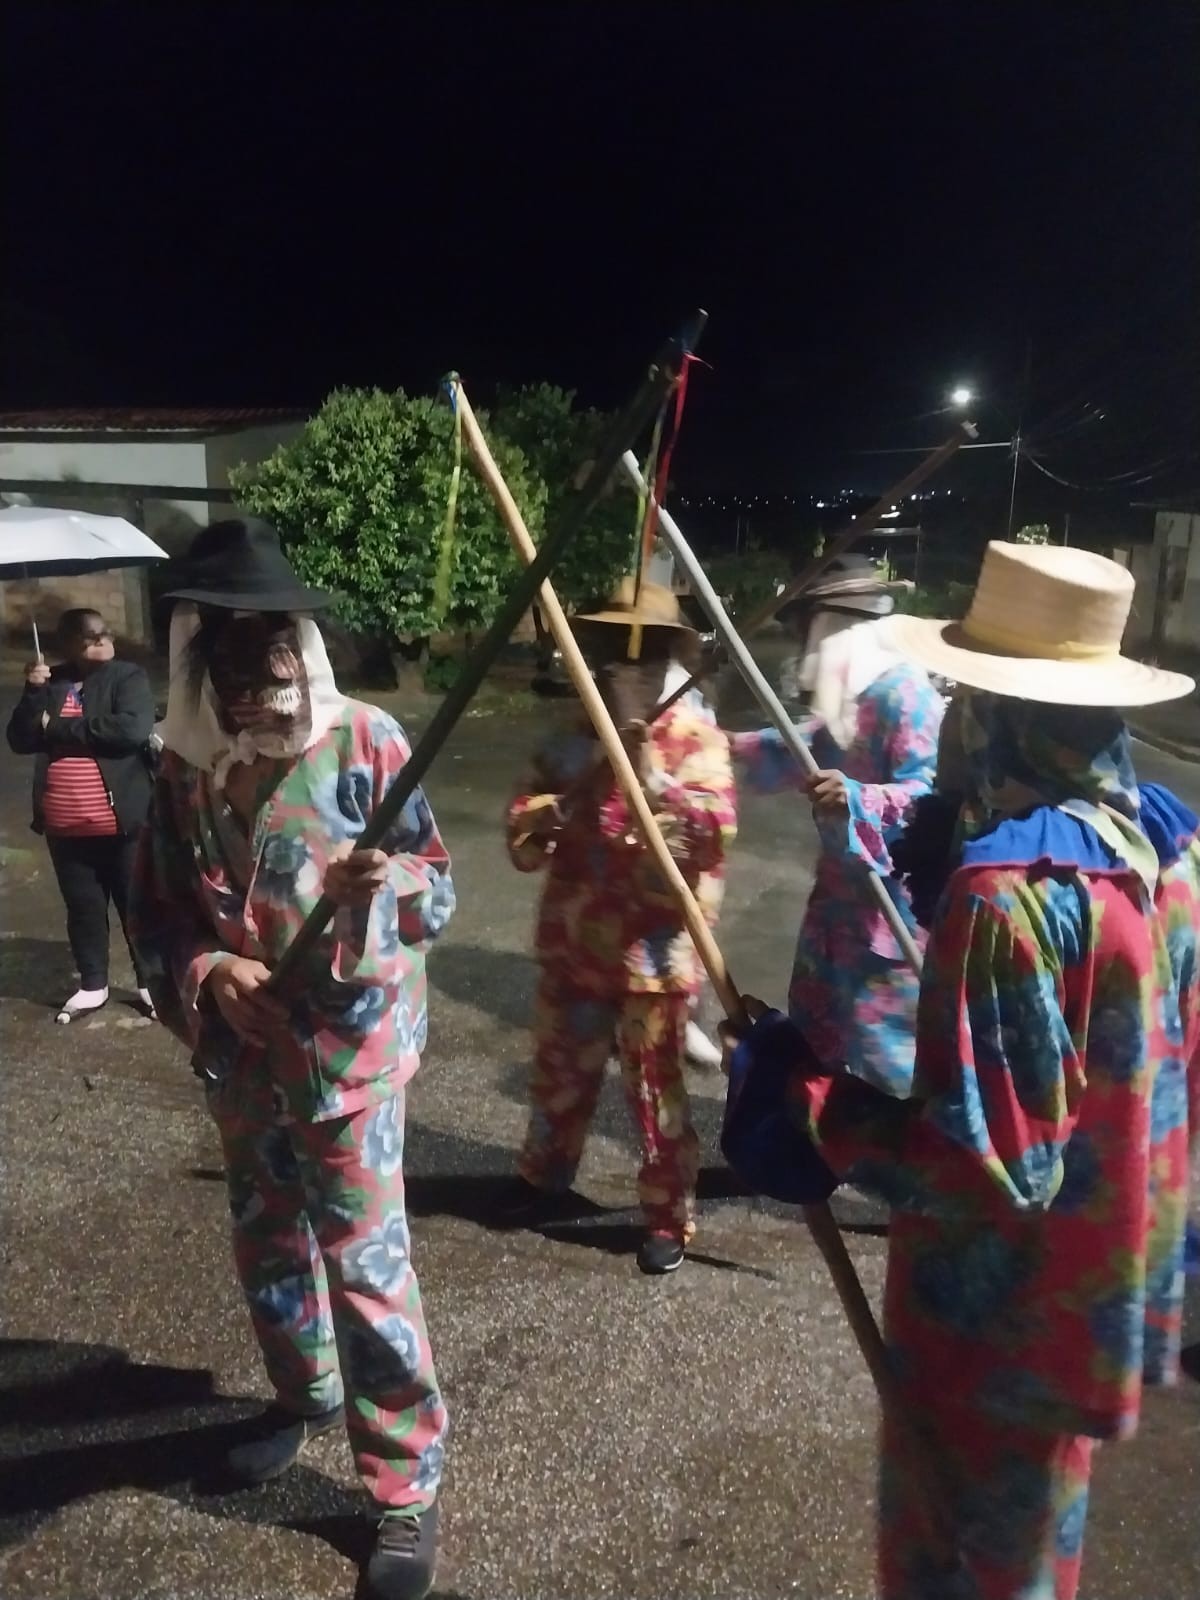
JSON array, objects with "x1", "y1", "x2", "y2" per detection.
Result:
[
  {"x1": 453, "y1": 382, "x2": 738, "y2": 1017},
  {"x1": 265, "y1": 310, "x2": 706, "y2": 993},
  {"x1": 653, "y1": 418, "x2": 977, "y2": 720},
  {"x1": 622, "y1": 450, "x2": 925, "y2": 972},
  {"x1": 454, "y1": 379, "x2": 960, "y2": 1569}
]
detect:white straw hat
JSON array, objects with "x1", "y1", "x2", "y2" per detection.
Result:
[
  {"x1": 574, "y1": 576, "x2": 695, "y2": 632},
  {"x1": 884, "y1": 541, "x2": 1194, "y2": 707}
]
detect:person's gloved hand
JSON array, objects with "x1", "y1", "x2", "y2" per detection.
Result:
[
  {"x1": 719, "y1": 1003, "x2": 839, "y2": 1206},
  {"x1": 717, "y1": 994, "x2": 770, "y2": 1074}
]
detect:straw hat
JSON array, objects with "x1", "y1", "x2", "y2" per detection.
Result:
[
  {"x1": 575, "y1": 576, "x2": 695, "y2": 632},
  {"x1": 806, "y1": 556, "x2": 900, "y2": 615},
  {"x1": 885, "y1": 541, "x2": 1194, "y2": 707}
]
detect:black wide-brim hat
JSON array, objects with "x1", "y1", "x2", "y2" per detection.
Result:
[{"x1": 160, "y1": 517, "x2": 331, "y2": 612}]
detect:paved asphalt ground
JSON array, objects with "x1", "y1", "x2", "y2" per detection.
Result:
[{"x1": 1, "y1": 665, "x2": 1197, "y2": 1600}]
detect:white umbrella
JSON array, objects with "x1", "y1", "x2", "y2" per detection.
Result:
[{"x1": 0, "y1": 505, "x2": 169, "y2": 658}]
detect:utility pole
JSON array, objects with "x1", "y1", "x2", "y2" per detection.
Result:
[{"x1": 1007, "y1": 337, "x2": 1033, "y2": 538}]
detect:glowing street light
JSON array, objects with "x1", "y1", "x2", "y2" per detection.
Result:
[{"x1": 950, "y1": 385, "x2": 974, "y2": 408}]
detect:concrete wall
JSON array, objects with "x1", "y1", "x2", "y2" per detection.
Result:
[
  {"x1": 1112, "y1": 544, "x2": 1160, "y2": 648},
  {"x1": 1113, "y1": 511, "x2": 1200, "y2": 655},
  {"x1": 1161, "y1": 512, "x2": 1200, "y2": 651},
  {"x1": 2, "y1": 566, "x2": 147, "y2": 653},
  {"x1": 205, "y1": 421, "x2": 303, "y2": 501},
  {"x1": 0, "y1": 425, "x2": 306, "y2": 646},
  {"x1": 0, "y1": 435, "x2": 215, "y2": 554},
  {"x1": 0, "y1": 435, "x2": 207, "y2": 492}
]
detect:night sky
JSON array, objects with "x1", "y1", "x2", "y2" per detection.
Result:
[{"x1": 3, "y1": 4, "x2": 1197, "y2": 506}]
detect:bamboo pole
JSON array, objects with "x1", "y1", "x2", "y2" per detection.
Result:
[
  {"x1": 454, "y1": 380, "x2": 959, "y2": 1569},
  {"x1": 653, "y1": 419, "x2": 977, "y2": 720},
  {"x1": 452, "y1": 383, "x2": 739, "y2": 1020},
  {"x1": 621, "y1": 451, "x2": 925, "y2": 974},
  {"x1": 265, "y1": 311, "x2": 706, "y2": 993}
]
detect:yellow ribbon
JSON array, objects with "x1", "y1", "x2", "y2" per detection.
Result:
[
  {"x1": 961, "y1": 614, "x2": 1120, "y2": 662},
  {"x1": 433, "y1": 385, "x2": 463, "y2": 627}
]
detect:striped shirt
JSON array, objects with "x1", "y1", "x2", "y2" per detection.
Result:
[{"x1": 42, "y1": 686, "x2": 118, "y2": 837}]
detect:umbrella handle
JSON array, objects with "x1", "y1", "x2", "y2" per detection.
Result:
[{"x1": 23, "y1": 565, "x2": 42, "y2": 663}]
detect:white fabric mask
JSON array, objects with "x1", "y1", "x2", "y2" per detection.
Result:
[
  {"x1": 810, "y1": 616, "x2": 927, "y2": 750},
  {"x1": 157, "y1": 603, "x2": 349, "y2": 787}
]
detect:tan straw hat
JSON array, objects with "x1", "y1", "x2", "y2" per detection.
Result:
[
  {"x1": 885, "y1": 541, "x2": 1194, "y2": 707},
  {"x1": 574, "y1": 576, "x2": 695, "y2": 632}
]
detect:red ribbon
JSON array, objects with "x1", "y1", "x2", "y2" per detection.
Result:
[{"x1": 640, "y1": 352, "x2": 707, "y2": 574}]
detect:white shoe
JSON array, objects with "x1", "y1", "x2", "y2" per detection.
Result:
[
  {"x1": 685, "y1": 1020, "x2": 722, "y2": 1068},
  {"x1": 55, "y1": 986, "x2": 109, "y2": 1024}
]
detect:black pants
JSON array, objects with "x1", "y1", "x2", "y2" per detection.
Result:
[{"x1": 46, "y1": 834, "x2": 146, "y2": 991}]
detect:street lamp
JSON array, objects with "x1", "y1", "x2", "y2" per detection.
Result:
[{"x1": 950, "y1": 385, "x2": 974, "y2": 408}]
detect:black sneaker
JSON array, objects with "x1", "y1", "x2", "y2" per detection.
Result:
[
  {"x1": 492, "y1": 1176, "x2": 577, "y2": 1229},
  {"x1": 364, "y1": 1503, "x2": 439, "y2": 1600},
  {"x1": 637, "y1": 1235, "x2": 685, "y2": 1275},
  {"x1": 226, "y1": 1401, "x2": 344, "y2": 1484}
]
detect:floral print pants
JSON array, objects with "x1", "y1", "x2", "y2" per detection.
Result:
[
  {"x1": 210, "y1": 1080, "x2": 447, "y2": 1511},
  {"x1": 519, "y1": 976, "x2": 697, "y2": 1242},
  {"x1": 879, "y1": 1401, "x2": 1094, "y2": 1600}
]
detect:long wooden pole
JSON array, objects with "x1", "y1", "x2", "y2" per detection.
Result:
[
  {"x1": 454, "y1": 380, "x2": 959, "y2": 1569},
  {"x1": 266, "y1": 311, "x2": 706, "y2": 992},
  {"x1": 452, "y1": 383, "x2": 739, "y2": 1020},
  {"x1": 653, "y1": 419, "x2": 977, "y2": 720},
  {"x1": 622, "y1": 451, "x2": 924, "y2": 973}
]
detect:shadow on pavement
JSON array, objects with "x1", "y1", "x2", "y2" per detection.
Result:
[
  {"x1": 405, "y1": 1170, "x2": 608, "y2": 1228},
  {"x1": 0, "y1": 1339, "x2": 363, "y2": 1557},
  {"x1": 535, "y1": 1219, "x2": 778, "y2": 1280},
  {"x1": 427, "y1": 944, "x2": 534, "y2": 1029},
  {"x1": 0, "y1": 935, "x2": 74, "y2": 1010}
]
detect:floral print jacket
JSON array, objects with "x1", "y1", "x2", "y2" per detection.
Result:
[
  {"x1": 130, "y1": 702, "x2": 455, "y2": 1122},
  {"x1": 730, "y1": 664, "x2": 943, "y2": 962},
  {"x1": 791, "y1": 794, "x2": 1200, "y2": 1440},
  {"x1": 506, "y1": 704, "x2": 736, "y2": 996}
]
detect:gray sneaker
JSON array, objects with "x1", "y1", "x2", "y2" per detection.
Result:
[
  {"x1": 365, "y1": 1503, "x2": 439, "y2": 1600},
  {"x1": 226, "y1": 1401, "x2": 344, "y2": 1484}
]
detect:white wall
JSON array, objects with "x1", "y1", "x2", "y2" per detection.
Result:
[
  {"x1": 1119, "y1": 513, "x2": 1200, "y2": 656},
  {"x1": 205, "y1": 421, "x2": 304, "y2": 496},
  {"x1": 1112, "y1": 545, "x2": 1159, "y2": 647},
  {"x1": 0, "y1": 434, "x2": 208, "y2": 489},
  {"x1": 1158, "y1": 511, "x2": 1200, "y2": 651},
  {"x1": 0, "y1": 435, "x2": 215, "y2": 556}
]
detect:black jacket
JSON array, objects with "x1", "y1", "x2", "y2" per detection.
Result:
[{"x1": 6, "y1": 659, "x2": 156, "y2": 836}]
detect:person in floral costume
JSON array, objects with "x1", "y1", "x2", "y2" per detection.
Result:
[
  {"x1": 724, "y1": 544, "x2": 1199, "y2": 1599},
  {"x1": 730, "y1": 564, "x2": 943, "y2": 1096},
  {"x1": 130, "y1": 520, "x2": 454, "y2": 1600},
  {"x1": 503, "y1": 578, "x2": 736, "y2": 1276}
]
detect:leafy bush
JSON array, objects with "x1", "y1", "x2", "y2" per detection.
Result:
[
  {"x1": 423, "y1": 654, "x2": 463, "y2": 692},
  {"x1": 704, "y1": 548, "x2": 785, "y2": 618},
  {"x1": 490, "y1": 382, "x2": 639, "y2": 607},
  {"x1": 894, "y1": 581, "x2": 974, "y2": 619},
  {"x1": 230, "y1": 387, "x2": 546, "y2": 640}
]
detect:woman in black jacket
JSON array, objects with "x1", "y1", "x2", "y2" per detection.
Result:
[{"x1": 6, "y1": 608, "x2": 157, "y2": 1022}]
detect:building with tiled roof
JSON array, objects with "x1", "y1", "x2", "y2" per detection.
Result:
[{"x1": 0, "y1": 407, "x2": 309, "y2": 644}]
